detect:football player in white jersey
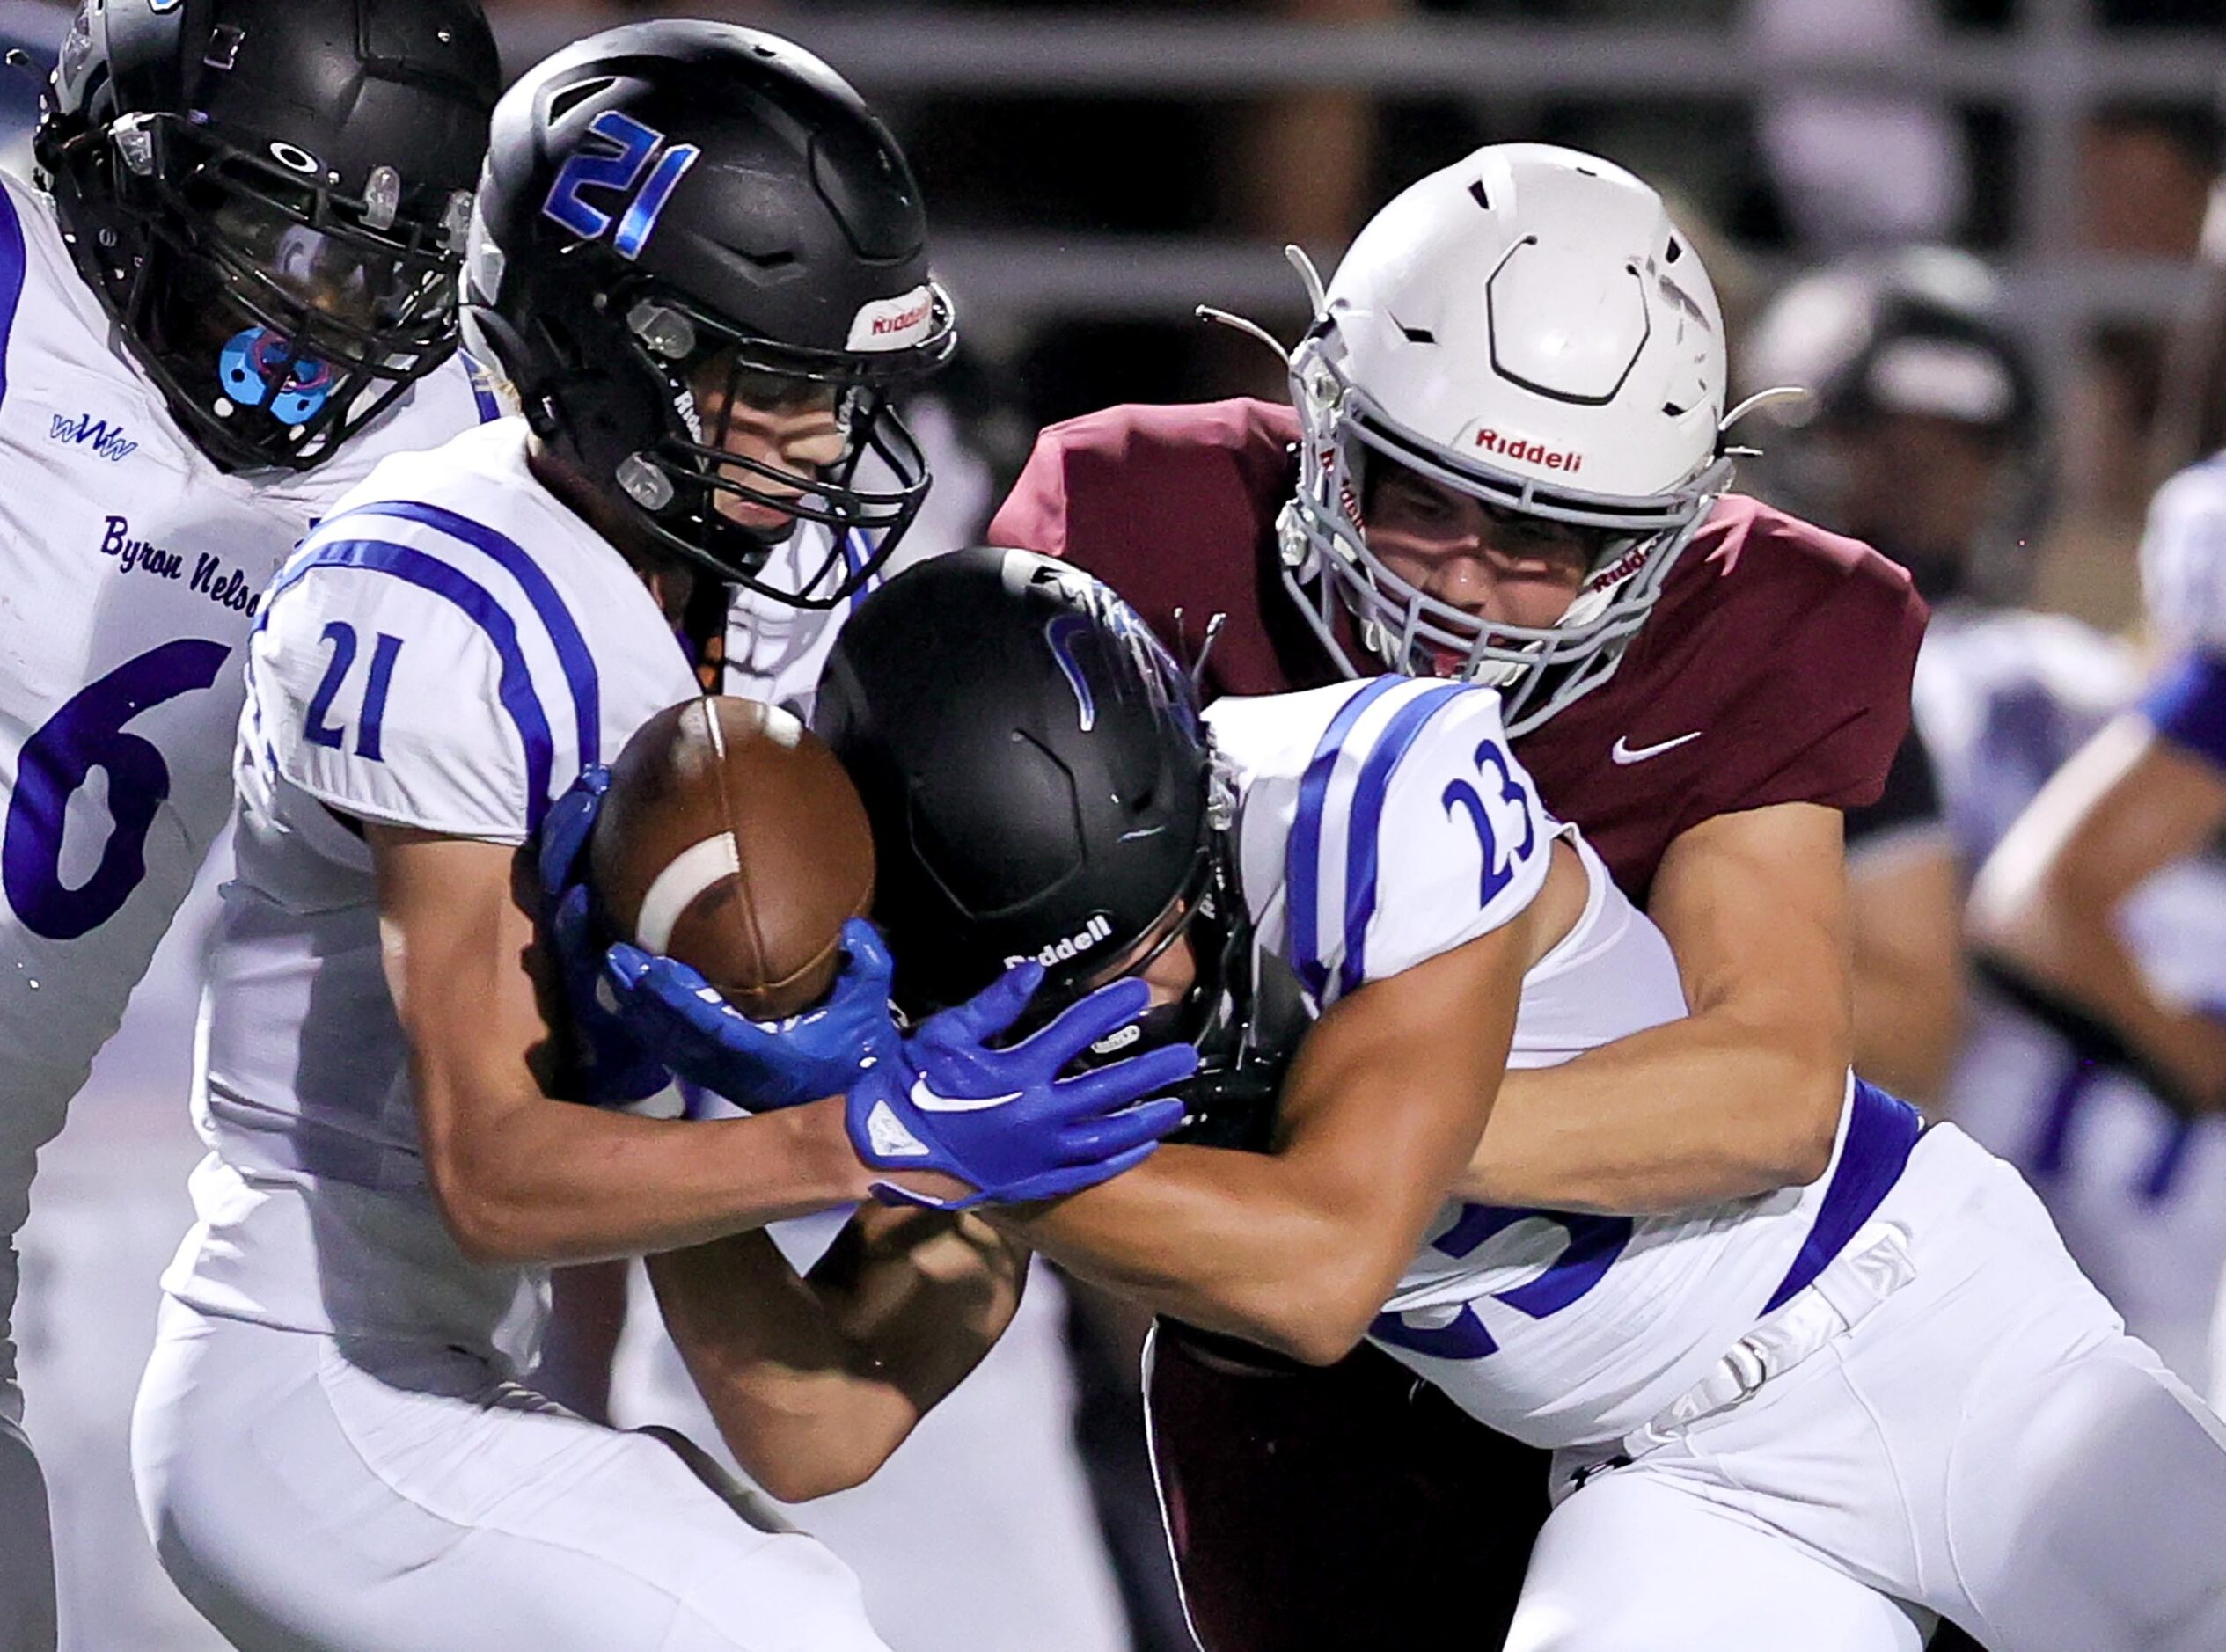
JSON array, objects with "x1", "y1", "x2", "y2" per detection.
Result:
[
  {"x1": 1973, "y1": 451, "x2": 2226, "y2": 1409},
  {"x1": 128, "y1": 26, "x2": 1192, "y2": 1652},
  {"x1": 0, "y1": 3, "x2": 499, "y2": 1643},
  {"x1": 616, "y1": 548, "x2": 2226, "y2": 1651},
  {"x1": 1752, "y1": 251, "x2": 2226, "y2": 1390}
]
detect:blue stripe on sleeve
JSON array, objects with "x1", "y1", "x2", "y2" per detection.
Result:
[
  {"x1": 267, "y1": 540, "x2": 557, "y2": 833},
  {"x1": 1287, "y1": 676, "x2": 1404, "y2": 1003},
  {"x1": 0, "y1": 185, "x2": 27, "y2": 413},
  {"x1": 2139, "y1": 648, "x2": 2226, "y2": 775},
  {"x1": 1336, "y1": 683, "x2": 1471, "y2": 999},
  {"x1": 338, "y1": 500, "x2": 601, "y2": 771}
]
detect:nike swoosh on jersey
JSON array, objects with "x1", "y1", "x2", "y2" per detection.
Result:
[
  {"x1": 1609, "y1": 730, "x2": 1702, "y2": 764},
  {"x1": 909, "y1": 1077, "x2": 1025, "y2": 1114}
]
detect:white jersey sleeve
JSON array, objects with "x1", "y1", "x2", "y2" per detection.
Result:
[
  {"x1": 1212, "y1": 677, "x2": 1556, "y2": 1008},
  {"x1": 248, "y1": 506, "x2": 598, "y2": 845},
  {"x1": 2141, "y1": 457, "x2": 2226, "y2": 651}
]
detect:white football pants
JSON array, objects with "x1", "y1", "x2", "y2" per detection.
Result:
[
  {"x1": 1507, "y1": 1124, "x2": 2226, "y2": 1652},
  {"x1": 131, "y1": 1299, "x2": 890, "y2": 1652}
]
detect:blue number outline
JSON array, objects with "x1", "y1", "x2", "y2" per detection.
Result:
[
  {"x1": 1371, "y1": 1206, "x2": 1636, "y2": 1364},
  {"x1": 304, "y1": 620, "x2": 357, "y2": 750},
  {"x1": 303, "y1": 621, "x2": 404, "y2": 761},
  {"x1": 0, "y1": 639, "x2": 231, "y2": 941},
  {"x1": 543, "y1": 111, "x2": 697, "y2": 260},
  {"x1": 1475, "y1": 740, "x2": 1536, "y2": 860},
  {"x1": 543, "y1": 111, "x2": 663, "y2": 242},
  {"x1": 612, "y1": 143, "x2": 702, "y2": 261},
  {"x1": 357, "y1": 632, "x2": 404, "y2": 762},
  {"x1": 1440, "y1": 736, "x2": 1535, "y2": 907}
]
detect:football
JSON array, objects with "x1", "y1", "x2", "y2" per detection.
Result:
[{"x1": 589, "y1": 696, "x2": 875, "y2": 1020}]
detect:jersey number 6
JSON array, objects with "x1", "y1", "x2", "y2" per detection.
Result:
[{"x1": 1, "y1": 639, "x2": 231, "y2": 941}]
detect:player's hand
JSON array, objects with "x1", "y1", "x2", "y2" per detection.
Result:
[
  {"x1": 850, "y1": 964, "x2": 1197, "y2": 1211},
  {"x1": 537, "y1": 765, "x2": 672, "y2": 1107},
  {"x1": 603, "y1": 918, "x2": 904, "y2": 1112}
]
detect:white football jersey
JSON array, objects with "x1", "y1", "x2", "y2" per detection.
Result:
[
  {"x1": 1927, "y1": 493, "x2": 2226, "y2": 1387},
  {"x1": 2141, "y1": 453, "x2": 2226, "y2": 654},
  {"x1": 0, "y1": 172, "x2": 484, "y2": 1254},
  {"x1": 1911, "y1": 601, "x2": 2136, "y2": 871},
  {"x1": 1209, "y1": 676, "x2": 1913, "y2": 1450},
  {"x1": 161, "y1": 419, "x2": 703, "y2": 1368}
]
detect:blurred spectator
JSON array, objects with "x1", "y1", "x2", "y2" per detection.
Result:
[
  {"x1": 1746, "y1": 0, "x2": 1970, "y2": 252},
  {"x1": 2042, "y1": 102, "x2": 2222, "y2": 627},
  {"x1": 1747, "y1": 245, "x2": 2226, "y2": 1390},
  {"x1": 2084, "y1": 104, "x2": 2221, "y2": 261},
  {"x1": 1967, "y1": 450, "x2": 2226, "y2": 1401}
]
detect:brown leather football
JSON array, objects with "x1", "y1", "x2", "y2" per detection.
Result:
[{"x1": 589, "y1": 696, "x2": 875, "y2": 1020}]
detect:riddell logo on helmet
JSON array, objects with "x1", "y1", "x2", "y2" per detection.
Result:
[
  {"x1": 1585, "y1": 543, "x2": 1649, "y2": 594},
  {"x1": 872, "y1": 299, "x2": 931, "y2": 337},
  {"x1": 847, "y1": 285, "x2": 935, "y2": 352},
  {"x1": 1473, "y1": 429, "x2": 1585, "y2": 473},
  {"x1": 1005, "y1": 913, "x2": 1115, "y2": 970}
]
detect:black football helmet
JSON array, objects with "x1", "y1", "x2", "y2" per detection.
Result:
[
  {"x1": 815, "y1": 548, "x2": 1306, "y2": 1148},
  {"x1": 461, "y1": 21, "x2": 956, "y2": 607},
  {"x1": 33, "y1": 0, "x2": 498, "y2": 471},
  {"x1": 1743, "y1": 245, "x2": 2048, "y2": 601}
]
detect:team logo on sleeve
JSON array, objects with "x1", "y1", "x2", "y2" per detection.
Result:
[{"x1": 49, "y1": 412, "x2": 138, "y2": 463}]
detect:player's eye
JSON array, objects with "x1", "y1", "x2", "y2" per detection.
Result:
[{"x1": 1371, "y1": 468, "x2": 1454, "y2": 522}]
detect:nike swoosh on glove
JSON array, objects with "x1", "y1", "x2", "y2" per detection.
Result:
[
  {"x1": 603, "y1": 918, "x2": 903, "y2": 1112},
  {"x1": 849, "y1": 963, "x2": 1198, "y2": 1210},
  {"x1": 537, "y1": 766, "x2": 671, "y2": 1107}
]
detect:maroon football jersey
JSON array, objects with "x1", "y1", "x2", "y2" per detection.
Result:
[{"x1": 988, "y1": 398, "x2": 1928, "y2": 904}]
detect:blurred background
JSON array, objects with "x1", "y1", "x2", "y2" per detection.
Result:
[{"x1": 4, "y1": 2, "x2": 2224, "y2": 1648}]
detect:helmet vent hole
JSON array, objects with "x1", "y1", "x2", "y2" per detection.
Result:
[
  {"x1": 1662, "y1": 399, "x2": 1689, "y2": 417},
  {"x1": 1393, "y1": 317, "x2": 1435, "y2": 345},
  {"x1": 1666, "y1": 238, "x2": 1684, "y2": 264},
  {"x1": 546, "y1": 75, "x2": 617, "y2": 126},
  {"x1": 1468, "y1": 179, "x2": 1491, "y2": 211}
]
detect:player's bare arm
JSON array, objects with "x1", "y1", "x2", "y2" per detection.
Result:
[
  {"x1": 1967, "y1": 713, "x2": 2226, "y2": 1112},
  {"x1": 1847, "y1": 835, "x2": 1965, "y2": 1105},
  {"x1": 371, "y1": 825, "x2": 881, "y2": 1265},
  {"x1": 649, "y1": 1205, "x2": 1027, "y2": 1502},
  {"x1": 999, "y1": 841, "x2": 1585, "y2": 1367},
  {"x1": 1457, "y1": 801, "x2": 1852, "y2": 1213}
]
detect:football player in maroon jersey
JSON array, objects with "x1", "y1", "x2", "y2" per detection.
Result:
[{"x1": 988, "y1": 142, "x2": 1926, "y2": 1650}]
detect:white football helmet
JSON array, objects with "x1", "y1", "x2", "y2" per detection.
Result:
[{"x1": 1276, "y1": 143, "x2": 1732, "y2": 734}]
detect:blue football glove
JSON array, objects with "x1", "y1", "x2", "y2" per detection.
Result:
[
  {"x1": 851, "y1": 963, "x2": 1198, "y2": 1210},
  {"x1": 537, "y1": 765, "x2": 671, "y2": 1107},
  {"x1": 602, "y1": 917, "x2": 904, "y2": 1113}
]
